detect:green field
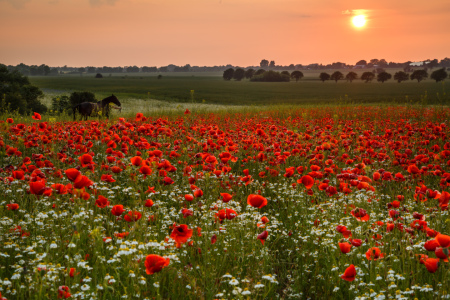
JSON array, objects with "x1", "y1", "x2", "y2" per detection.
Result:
[{"x1": 29, "y1": 70, "x2": 449, "y2": 107}]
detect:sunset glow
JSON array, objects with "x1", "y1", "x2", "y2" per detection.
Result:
[
  {"x1": 0, "y1": 0, "x2": 449, "y2": 66},
  {"x1": 352, "y1": 15, "x2": 366, "y2": 28}
]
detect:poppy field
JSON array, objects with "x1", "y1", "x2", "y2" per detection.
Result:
[{"x1": 0, "y1": 105, "x2": 450, "y2": 300}]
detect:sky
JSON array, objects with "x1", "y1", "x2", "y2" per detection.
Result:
[{"x1": 1, "y1": 0, "x2": 449, "y2": 67}]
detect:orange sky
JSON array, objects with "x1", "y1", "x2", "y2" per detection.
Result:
[{"x1": 1, "y1": 0, "x2": 449, "y2": 67}]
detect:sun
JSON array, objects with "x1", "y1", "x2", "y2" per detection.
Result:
[{"x1": 352, "y1": 15, "x2": 366, "y2": 28}]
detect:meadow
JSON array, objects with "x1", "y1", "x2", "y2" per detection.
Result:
[
  {"x1": 29, "y1": 70, "x2": 448, "y2": 107},
  {"x1": 0, "y1": 104, "x2": 449, "y2": 300}
]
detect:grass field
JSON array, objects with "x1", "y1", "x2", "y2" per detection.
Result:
[{"x1": 29, "y1": 70, "x2": 449, "y2": 107}]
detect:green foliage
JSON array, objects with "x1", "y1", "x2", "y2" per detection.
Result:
[
  {"x1": 223, "y1": 68, "x2": 234, "y2": 81},
  {"x1": 319, "y1": 72, "x2": 331, "y2": 82},
  {"x1": 255, "y1": 69, "x2": 266, "y2": 76},
  {"x1": 244, "y1": 69, "x2": 255, "y2": 79},
  {"x1": 290, "y1": 71, "x2": 304, "y2": 82},
  {"x1": 233, "y1": 68, "x2": 245, "y2": 81},
  {"x1": 330, "y1": 71, "x2": 344, "y2": 82},
  {"x1": 51, "y1": 95, "x2": 71, "y2": 114},
  {"x1": 250, "y1": 70, "x2": 290, "y2": 82},
  {"x1": 430, "y1": 68, "x2": 447, "y2": 83},
  {"x1": 394, "y1": 71, "x2": 409, "y2": 83},
  {"x1": 69, "y1": 91, "x2": 96, "y2": 107},
  {"x1": 345, "y1": 72, "x2": 358, "y2": 82},
  {"x1": 377, "y1": 72, "x2": 392, "y2": 83},
  {"x1": 281, "y1": 71, "x2": 290, "y2": 77},
  {"x1": 0, "y1": 64, "x2": 47, "y2": 115},
  {"x1": 361, "y1": 72, "x2": 375, "y2": 83},
  {"x1": 411, "y1": 69, "x2": 428, "y2": 82}
]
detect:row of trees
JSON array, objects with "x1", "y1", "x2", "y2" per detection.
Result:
[
  {"x1": 319, "y1": 68, "x2": 448, "y2": 83},
  {"x1": 223, "y1": 67, "x2": 448, "y2": 83},
  {"x1": 223, "y1": 68, "x2": 305, "y2": 82}
]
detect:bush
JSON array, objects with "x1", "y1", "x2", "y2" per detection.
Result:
[
  {"x1": 250, "y1": 70, "x2": 290, "y2": 82},
  {"x1": 69, "y1": 91, "x2": 96, "y2": 107},
  {"x1": 51, "y1": 95, "x2": 71, "y2": 115},
  {"x1": 95, "y1": 73, "x2": 103, "y2": 78},
  {"x1": 0, "y1": 64, "x2": 47, "y2": 115}
]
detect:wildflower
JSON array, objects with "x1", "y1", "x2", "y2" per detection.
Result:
[
  {"x1": 257, "y1": 231, "x2": 269, "y2": 245},
  {"x1": 111, "y1": 205, "x2": 124, "y2": 216},
  {"x1": 58, "y1": 286, "x2": 71, "y2": 299},
  {"x1": 341, "y1": 264, "x2": 356, "y2": 281},
  {"x1": 170, "y1": 224, "x2": 193, "y2": 247},
  {"x1": 247, "y1": 194, "x2": 268, "y2": 208},
  {"x1": 366, "y1": 247, "x2": 385, "y2": 260}
]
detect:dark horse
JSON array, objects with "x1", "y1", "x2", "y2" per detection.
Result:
[{"x1": 72, "y1": 94, "x2": 121, "y2": 121}]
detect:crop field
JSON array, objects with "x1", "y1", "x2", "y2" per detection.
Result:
[
  {"x1": 29, "y1": 70, "x2": 448, "y2": 107},
  {"x1": 0, "y1": 105, "x2": 449, "y2": 300}
]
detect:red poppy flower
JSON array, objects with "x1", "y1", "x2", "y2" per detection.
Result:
[
  {"x1": 163, "y1": 176, "x2": 174, "y2": 185},
  {"x1": 424, "y1": 240, "x2": 439, "y2": 252},
  {"x1": 111, "y1": 205, "x2": 124, "y2": 216},
  {"x1": 6, "y1": 118, "x2": 13, "y2": 123},
  {"x1": 52, "y1": 183, "x2": 68, "y2": 195},
  {"x1": 257, "y1": 230, "x2": 268, "y2": 245},
  {"x1": 424, "y1": 258, "x2": 439, "y2": 273},
  {"x1": 101, "y1": 174, "x2": 116, "y2": 182},
  {"x1": 184, "y1": 194, "x2": 194, "y2": 202},
  {"x1": 6, "y1": 203, "x2": 19, "y2": 210},
  {"x1": 32, "y1": 112, "x2": 41, "y2": 120},
  {"x1": 435, "y1": 247, "x2": 449, "y2": 261},
  {"x1": 144, "y1": 254, "x2": 170, "y2": 275},
  {"x1": 65, "y1": 168, "x2": 81, "y2": 182},
  {"x1": 73, "y1": 175, "x2": 93, "y2": 189},
  {"x1": 211, "y1": 234, "x2": 217, "y2": 244},
  {"x1": 350, "y1": 238, "x2": 362, "y2": 247},
  {"x1": 95, "y1": 195, "x2": 110, "y2": 208},
  {"x1": 145, "y1": 199, "x2": 154, "y2": 207},
  {"x1": 57, "y1": 286, "x2": 71, "y2": 299},
  {"x1": 436, "y1": 234, "x2": 450, "y2": 248},
  {"x1": 29, "y1": 180, "x2": 52, "y2": 196},
  {"x1": 339, "y1": 242, "x2": 352, "y2": 254},
  {"x1": 261, "y1": 216, "x2": 269, "y2": 224},
  {"x1": 365, "y1": 247, "x2": 385, "y2": 260},
  {"x1": 170, "y1": 224, "x2": 193, "y2": 247},
  {"x1": 69, "y1": 268, "x2": 77, "y2": 277},
  {"x1": 181, "y1": 208, "x2": 193, "y2": 218},
  {"x1": 12, "y1": 170, "x2": 24, "y2": 180},
  {"x1": 220, "y1": 193, "x2": 233, "y2": 203},
  {"x1": 247, "y1": 194, "x2": 268, "y2": 208},
  {"x1": 298, "y1": 175, "x2": 314, "y2": 189},
  {"x1": 193, "y1": 189, "x2": 203, "y2": 198},
  {"x1": 351, "y1": 208, "x2": 370, "y2": 222},
  {"x1": 79, "y1": 154, "x2": 93, "y2": 166},
  {"x1": 341, "y1": 264, "x2": 356, "y2": 281},
  {"x1": 124, "y1": 211, "x2": 142, "y2": 222}
]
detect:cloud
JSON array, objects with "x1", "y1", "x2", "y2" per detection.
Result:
[
  {"x1": 0, "y1": 0, "x2": 31, "y2": 9},
  {"x1": 342, "y1": 9, "x2": 370, "y2": 16},
  {"x1": 89, "y1": 0, "x2": 119, "y2": 6}
]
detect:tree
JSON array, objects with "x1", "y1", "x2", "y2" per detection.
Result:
[
  {"x1": 51, "y1": 95, "x2": 71, "y2": 114},
  {"x1": 0, "y1": 64, "x2": 47, "y2": 115},
  {"x1": 78, "y1": 67, "x2": 85, "y2": 74},
  {"x1": 244, "y1": 69, "x2": 255, "y2": 79},
  {"x1": 377, "y1": 72, "x2": 392, "y2": 83},
  {"x1": 410, "y1": 69, "x2": 428, "y2": 82},
  {"x1": 255, "y1": 69, "x2": 266, "y2": 76},
  {"x1": 345, "y1": 72, "x2": 358, "y2": 82},
  {"x1": 330, "y1": 71, "x2": 344, "y2": 83},
  {"x1": 361, "y1": 72, "x2": 375, "y2": 83},
  {"x1": 430, "y1": 68, "x2": 447, "y2": 82},
  {"x1": 269, "y1": 61, "x2": 275, "y2": 69},
  {"x1": 281, "y1": 71, "x2": 290, "y2": 77},
  {"x1": 290, "y1": 71, "x2": 304, "y2": 82},
  {"x1": 260, "y1": 59, "x2": 269, "y2": 68},
  {"x1": 393, "y1": 71, "x2": 409, "y2": 83},
  {"x1": 126, "y1": 66, "x2": 140, "y2": 73},
  {"x1": 87, "y1": 66, "x2": 96, "y2": 73},
  {"x1": 319, "y1": 72, "x2": 331, "y2": 82},
  {"x1": 355, "y1": 60, "x2": 367, "y2": 66},
  {"x1": 95, "y1": 73, "x2": 103, "y2": 78},
  {"x1": 223, "y1": 68, "x2": 234, "y2": 81},
  {"x1": 233, "y1": 68, "x2": 245, "y2": 81},
  {"x1": 250, "y1": 70, "x2": 290, "y2": 82},
  {"x1": 69, "y1": 91, "x2": 96, "y2": 107}
]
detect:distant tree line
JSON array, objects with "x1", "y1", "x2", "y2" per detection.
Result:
[
  {"x1": 4, "y1": 57, "x2": 450, "y2": 77},
  {"x1": 223, "y1": 67, "x2": 448, "y2": 83},
  {"x1": 318, "y1": 69, "x2": 448, "y2": 83}
]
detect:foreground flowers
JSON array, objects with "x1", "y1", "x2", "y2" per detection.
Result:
[{"x1": 145, "y1": 255, "x2": 170, "y2": 275}]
